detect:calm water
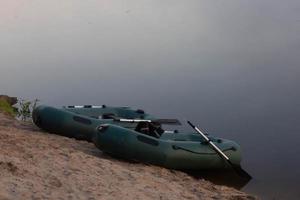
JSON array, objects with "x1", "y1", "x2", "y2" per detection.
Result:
[{"x1": 1, "y1": 0, "x2": 300, "y2": 199}]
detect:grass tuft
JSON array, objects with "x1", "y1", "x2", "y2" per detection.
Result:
[{"x1": 0, "y1": 99, "x2": 17, "y2": 117}]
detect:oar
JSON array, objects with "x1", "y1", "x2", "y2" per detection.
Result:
[
  {"x1": 187, "y1": 121, "x2": 252, "y2": 179},
  {"x1": 114, "y1": 118, "x2": 182, "y2": 125}
]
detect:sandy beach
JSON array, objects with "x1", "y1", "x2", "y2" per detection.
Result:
[{"x1": 0, "y1": 112, "x2": 256, "y2": 200}]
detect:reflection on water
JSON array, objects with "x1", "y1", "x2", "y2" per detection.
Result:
[
  {"x1": 185, "y1": 169, "x2": 251, "y2": 190},
  {"x1": 1, "y1": 0, "x2": 300, "y2": 199}
]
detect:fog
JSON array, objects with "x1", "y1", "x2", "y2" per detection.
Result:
[{"x1": 1, "y1": 0, "x2": 300, "y2": 199}]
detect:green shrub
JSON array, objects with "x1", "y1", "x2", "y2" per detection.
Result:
[
  {"x1": 18, "y1": 99, "x2": 39, "y2": 121},
  {"x1": 0, "y1": 98, "x2": 40, "y2": 120}
]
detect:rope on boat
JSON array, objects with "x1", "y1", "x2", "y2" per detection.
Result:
[{"x1": 172, "y1": 145, "x2": 236, "y2": 155}]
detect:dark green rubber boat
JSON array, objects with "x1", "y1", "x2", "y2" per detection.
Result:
[
  {"x1": 33, "y1": 105, "x2": 242, "y2": 170},
  {"x1": 33, "y1": 105, "x2": 153, "y2": 141},
  {"x1": 63, "y1": 105, "x2": 155, "y2": 120},
  {"x1": 93, "y1": 124, "x2": 241, "y2": 170}
]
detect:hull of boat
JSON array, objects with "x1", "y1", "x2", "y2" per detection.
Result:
[
  {"x1": 93, "y1": 124, "x2": 242, "y2": 170},
  {"x1": 32, "y1": 105, "x2": 137, "y2": 141},
  {"x1": 33, "y1": 105, "x2": 242, "y2": 170}
]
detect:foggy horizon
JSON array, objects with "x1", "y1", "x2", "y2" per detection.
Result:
[{"x1": 1, "y1": 0, "x2": 300, "y2": 199}]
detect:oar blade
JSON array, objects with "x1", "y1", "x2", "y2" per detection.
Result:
[{"x1": 229, "y1": 162, "x2": 252, "y2": 180}]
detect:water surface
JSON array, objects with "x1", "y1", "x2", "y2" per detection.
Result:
[{"x1": 1, "y1": 1, "x2": 300, "y2": 199}]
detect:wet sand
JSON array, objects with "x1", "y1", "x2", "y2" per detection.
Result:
[{"x1": 0, "y1": 112, "x2": 256, "y2": 200}]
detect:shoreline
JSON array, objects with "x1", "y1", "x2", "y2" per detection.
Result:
[{"x1": 0, "y1": 112, "x2": 256, "y2": 199}]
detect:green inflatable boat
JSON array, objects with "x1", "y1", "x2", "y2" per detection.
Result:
[
  {"x1": 93, "y1": 124, "x2": 241, "y2": 170},
  {"x1": 33, "y1": 105, "x2": 155, "y2": 141},
  {"x1": 63, "y1": 105, "x2": 155, "y2": 120},
  {"x1": 32, "y1": 105, "x2": 242, "y2": 170}
]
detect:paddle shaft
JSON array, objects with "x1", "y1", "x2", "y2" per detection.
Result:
[
  {"x1": 118, "y1": 119, "x2": 151, "y2": 123},
  {"x1": 187, "y1": 120, "x2": 252, "y2": 179},
  {"x1": 116, "y1": 118, "x2": 181, "y2": 125},
  {"x1": 188, "y1": 121, "x2": 230, "y2": 160}
]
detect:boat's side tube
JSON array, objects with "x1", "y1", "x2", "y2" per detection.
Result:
[{"x1": 93, "y1": 124, "x2": 241, "y2": 170}]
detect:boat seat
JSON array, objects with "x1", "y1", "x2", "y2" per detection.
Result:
[
  {"x1": 135, "y1": 122, "x2": 163, "y2": 138},
  {"x1": 102, "y1": 113, "x2": 116, "y2": 119}
]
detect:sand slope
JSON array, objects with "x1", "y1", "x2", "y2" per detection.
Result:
[{"x1": 0, "y1": 113, "x2": 256, "y2": 200}]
